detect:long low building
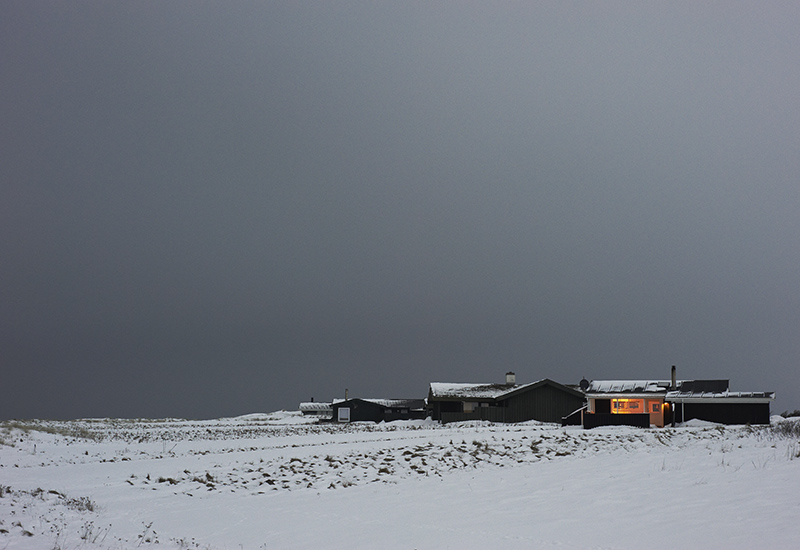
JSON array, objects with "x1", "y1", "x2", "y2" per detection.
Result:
[
  {"x1": 331, "y1": 398, "x2": 427, "y2": 423},
  {"x1": 581, "y1": 367, "x2": 774, "y2": 428}
]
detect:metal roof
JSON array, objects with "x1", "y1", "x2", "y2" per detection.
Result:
[
  {"x1": 585, "y1": 379, "x2": 773, "y2": 402},
  {"x1": 585, "y1": 379, "x2": 732, "y2": 395},
  {"x1": 299, "y1": 402, "x2": 332, "y2": 412},
  {"x1": 673, "y1": 380, "x2": 729, "y2": 393},
  {"x1": 585, "y1": 380, "x2": 672, "y2": 394},
  {"x1": 666, "y1": 390, "x2": 774, "y2": 403}
]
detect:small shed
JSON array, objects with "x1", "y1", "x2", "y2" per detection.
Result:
[
  {"x1": 330, "y1": 398, "x2": 427, "y2": 423},
  {"x1": 299, "y1": 401, "x2": 333, "y2": 419},
  {"x1": 428, "y1": 378, "x2": 585, "y2": 424}
]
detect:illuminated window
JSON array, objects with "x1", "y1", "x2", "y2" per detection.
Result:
[{"x1": 611, "y1": 399, "x2": 644, "y2": 414}]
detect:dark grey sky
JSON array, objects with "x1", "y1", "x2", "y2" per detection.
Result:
[{"x1": 2, "y1": 2, "x2": 798, "y2": 419}]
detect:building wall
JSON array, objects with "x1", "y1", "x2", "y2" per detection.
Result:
[
  {"x1": 428, "y1": 399, "x2": 461, "y2": 421},
  {"x1": 584, "y1": 413, "x2": 650, "y2": 429},
  {"x1": 430, "y1": 382, "x2": 585, "y2": 424},
  {"x1": 331, "y1": 399, "x2": 425, "y2": 423},
  {"x1": 587, "y1": 396, "x2": 666, "y2": 427},
  {"x1": 504, "y1": 384, "x2": 585, "y2": 424},
  {"x1": 331, "y1": 400, "x2": 385, "y2": 422},
  {"x1": 646, "y1": 399, "x2": 665, "y2": 427},
  {"x1": 441, "y1": 407, "x2": 506, "y2": 424},
  {"x1": 672, "y1": 402, "x2": 771, "y2": 425}
]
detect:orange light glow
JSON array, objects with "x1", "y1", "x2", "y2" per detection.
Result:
[{"x1": 610, "y1": 399, "x2": 644, "y2": 414}]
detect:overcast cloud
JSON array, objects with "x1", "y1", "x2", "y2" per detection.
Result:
[{"x1": 2, "y1": 1, "x2": 798, "y2": 419}]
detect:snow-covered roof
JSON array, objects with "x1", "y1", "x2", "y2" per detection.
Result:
[
  {"x1": 429, "y1": 382, "x2": 514, "y2": 399},
  {"x1": 585, "y1": 380, "x2": 673, "y2": 394},
  {"x1": 429, "y1": 380, "x2": 555, "y2": 400},
  {"x1": 586, "y1": 379, "x2": 773, "y2": 402},
  {"x1": 299, "y1": 402, "x2": 332, "y2": 412},
  {"x1": 331, "y1": 398, "x2": 425, "y2": 410},
  {"x1": 585, "y1": 379, "x2": 740, "y2": 396},
  {"x1": 666, "y1": 390, "x2": 774, "y2": 403}
]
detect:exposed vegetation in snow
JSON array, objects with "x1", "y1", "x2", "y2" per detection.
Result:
[{"x1": 1, "y1": 415, "x2": 799, "y2": 549}]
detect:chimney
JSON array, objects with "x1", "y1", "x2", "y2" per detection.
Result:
[
  {"x1": 671, "y1": 365, "x2": 676, "y2": 390},
  {"x1": 345, "y1": 388, "x2": 349, "y2": 400},
  {"x1": 505, "y1": 372, "x2": 516, "y2": 385}
]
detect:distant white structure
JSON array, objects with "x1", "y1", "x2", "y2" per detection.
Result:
[{"x1": 299, "y1": 401, "x2": 333, "y2": 418}]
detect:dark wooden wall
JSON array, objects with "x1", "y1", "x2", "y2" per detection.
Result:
[
  {"x1": 331, "y1": 400, "x2": 384, "y2": 422},
  {"x1": 672, "y1": 402, "x2": 771, "y2": 425},
  {"x1": 504, "y1": 384, "x2": 585, "y2": 424},
  {"x1": 583, "y1": 413, "x2": 650, "y2": 429}
]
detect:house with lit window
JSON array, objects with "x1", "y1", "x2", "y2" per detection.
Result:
[
  {"x1": 580, "y1": 367, "x2": 774, "y2": 428},
  {"x1": 581, "y1": 379, "x2": 673, "y2": 428}
]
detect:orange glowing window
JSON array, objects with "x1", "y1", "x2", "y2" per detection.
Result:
[{"x1": 611, "y1": 399, "x2": 644, "y2": 413}]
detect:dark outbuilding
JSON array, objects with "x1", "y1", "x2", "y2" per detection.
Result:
[
  {"x1": 667, "y1": 389, "x2": 774, "y2": 425},
  {"x1": 331, "y1": 398, "x2": 427, "y2": 423}
]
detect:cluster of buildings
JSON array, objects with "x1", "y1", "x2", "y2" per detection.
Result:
[{"x1": 300, "y1": 367, "x2": 774, "y2": 428}]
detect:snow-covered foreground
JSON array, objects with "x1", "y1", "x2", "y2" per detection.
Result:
[{"x1": 2, "y1": 413, "x2": 799, "y2": 550}]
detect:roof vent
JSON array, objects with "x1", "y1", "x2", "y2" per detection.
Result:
[
  {"x1": 579, "y1": 378, "x2": 590, "y2": 391},
  {"x1": 506, "y1": 372, "x2": 516, "y2": 385}
]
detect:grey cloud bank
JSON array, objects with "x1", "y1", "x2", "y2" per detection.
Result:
[{"x1": 2, "y1": 2, "x2": 798, "y2": 419}]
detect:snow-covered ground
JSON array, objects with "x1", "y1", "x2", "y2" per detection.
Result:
[{"x1": 2, "y1": 413, "x2": 799, "y2": 549}]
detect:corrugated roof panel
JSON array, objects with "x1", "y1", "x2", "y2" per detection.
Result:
[
  {"x1": 299, "y1": 402, "x2": 332, "y2": 412},
  {"x1": 586, "y1": 380, "x2": 673, "y2": 394},
  {"x1": 665, "y1": 390, "x2": 774, "y2": 399}
]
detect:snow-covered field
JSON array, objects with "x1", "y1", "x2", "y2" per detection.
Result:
[{"x1": 2, "y1": 413, "x2": 799, "y2": 550}]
